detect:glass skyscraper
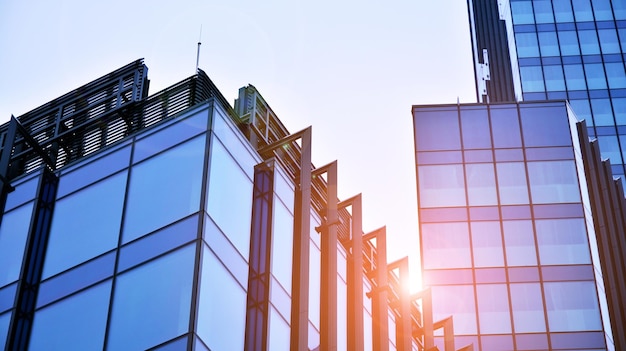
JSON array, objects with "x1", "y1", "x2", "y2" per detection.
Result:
[
  {"x1": 413, "y1": 100, "x2": 625, "y2": 350},
  {"x1": 467, "y1": 0, "x2": 626, "y2": 185}
]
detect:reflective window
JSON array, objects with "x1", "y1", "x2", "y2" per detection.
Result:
[
  {"x1": 521, "y1": 105, "x2": 572, "y2": 147},
  {"x1": 107, "y1": 244, "x2": 195, "y2": 350},
  {"x1": 536, "y1": 218, "x2": 591, "y2": 265},
  {"x1": 544, "y1": 65, "x2": 566, "y2": 91},
  {"x1": 503, "y1": 220, "x2": 537, "y2": 266},
  {"x1": 568, "y1": 99, "x2": 592, "y2": 122},
  {"x1": 308, "y1": 241, "x2": 321, "y2": 329},
  {"x1": 268, "y1": 308, "x2": 290, "y2": 351},
  {"x1": 538, "y1": 32, "x2": 560, "y2": 56},
  {"x1": 431, "y1": 285, "x2": 477, "y2": 335},
  {"x1": 598, "y1": 29, "x2": 620, "y2": 54},
  {"x1": 496, "y1": 163, "x2": 529, "y2": 205},
  {"x1": 29, "y1": 280, "x2": 111, "y2": 351},
  {"x1": 460, "y1": 108, "x2": 491, "y2": 149},
  {"x1": 533, "y1": 0, "x2": 555, "y2": 23},
  {"x1": 5, "y1": 175, "x2": 38, "y2": 211},
  {"x1": 584, "y1": 63, "x2": 607, "y2": 89},
  {"x1": 0, "y1": 202, "x2": 34, "y2": 287},
  {"x1": 564, "y1": 64, "x2": 587, "y2": 90},
  {"x1": 197, "y1": 246, "x2": 246, "y2": 351},
  {"x1": 466, "y1": 163, "x2": 497, "y2": 206},
  {"x1": 606, "y1": 63, "x2": 626, "y2": 89},
  {"x1": 544, "y1": 281, "x2": 602, "y2": 331},
  {"x1": 418, "y1": 165, "x2": 466, "y2": 207},
  {"x1": 206, "y1": 136, "x2": 253, "y2": 258},
  {"x1": 490, "y1": 107, "x2": 522, "y2": 148},
  {"x1": 597, "y1": 135, "x2": 623, "y2": 162},
  {"x1": 272, "y1": 199, "x2": 294, "y2": 293},
  {"x1": 0, "y1": 312, "x2": 9, "y2": 347},
  {"x1": 471, "y1": 222, "x2": 504, "y2": 267},
  {"x1": 123, "y1": 136, "x2": 205, "y2": 243},
  {"x1": 579, "y1": 30, "x2": 600, "y2": 55},
  {"x1": 512, "y1": 1, "x2": 535, "y2": 24},
  {"x1": 414, "y1": 109, "x2": 461, "y2": 151},
  {"x1": 43, "y1": 172, "x2": 127, "y2": 279},
  {"x1": 590, "y1": 99, "x2": 614, "y2": 126},
  {"x1": 572, "y1": 0, "x2": 594, "y2": 21},
  {"x1": 477, "y1": 284, "x2": 511, "y2": 334},
  {"x1": 211, "y1": 108, "x2": 259, "y2": 179},
  {"x1": 616, "y1": 1, "x2": 626, "y2": 19},
  {"x1": 516, "y1": 33, "x2": 540, "y2": 57},
  {"x1": 520, "y1": 66, "x2": 546, "y2": 92},
  {"x1": 558, "y1": 31, "x2": 580, "y2": 55},
  {"x1": 613, "y1": 98, "x2": 626, "y2": 125},
  {"x1": 619, "y1": 28, "x2": 626, "y2": 49},
  {"x1": 422, "y1": 223, "x2": 471, "y2": 269},
  {"x1": 510, "y1": 283, "x2": 546, "y2": 332},
  {"x1": 527, "y1": 161, "x2": 581, "y2": 203},
  {"x1": 591, "y1": 0, "x2": 613, "y2": 20},
  {"x1": 553, "y1": 0, "x2": 575, "y2": 22}
]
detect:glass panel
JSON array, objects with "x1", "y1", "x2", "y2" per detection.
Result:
[
  {"x1": 0, "y1": 283, "x2": 16, "y2": 313},
  {"x1": 211, "y1": 108, "x2": 259, "y2": 179},
  {"x1": 527, "y1": 161, "x2": 581, "y2": 204},
  {"x1": 268, "y1": 308, "x2": 290, "y2": 351},
  {"x1": 0, "y1": 202, "x2": 34, "y2": 287},
  {"x1": 558, "y1": 31, "x2": 580, "y2": 55},
  {"x1": 414, "y1": 109, "x2": 461, "y2": 151},
  {"x1": 591, "y1": 0, "x2": 613, "y2": 19},
  {"x1": 533, "y1": 0, "x2": 555, "y2": 23},
  {"x1": 564, "y1": 64, "x2": 587, "y2": 90},
  {"x1": 512, "y1": 1, "x2": 535, "y2": 24},
  {"x1": 29, "y1": 280, "x2": 111, "y2": 351},
  {"x1": 123, "y1": 136, "x2": 205, "y2": 243},
  {"x1": 107, "y1": 244, "x2": 195, "y2": 350},
  {"x1": 520, "y1": 66, "x2": 546, "y2": 92},
  {"x1": 616, "y1": 0, "x2": 626, "y2": 19},
  {"x1": 510, "y1": 283, "x2": 547, "y2": 332},
  {"x1": 418, "y1": 165, "x2": 466, "y2": 207},
  {"x1": 572, "y1": 0, "x2": 594, "y2": 21},
  {"x1": 206, "y1": 136, "x2": 253, "y2": 258},
  {"x1": 43, "y1": 172, "x2": 127, "y2": 279},
  {"x1": 614, "y1": 98, "x2": 626, "y2": 125},
  {"x1": 554, "y1": 0, "x2": 575, "y2": 21},
  {"x1": 619, "y1": 28, "x2": 626, "y2": 49},
  {"x1": 584, "y1": 63, "x2": 607, "y2": 89},
  {"x1": 598, "y1": 29, "x2": 620, "y2": 54},
  {"x1": 490, "y1": 106, "x2": 522, "y2": 148},
  {"x1": 590, "y1": 98, "x2": 614, "y2": 126},
  {"x1": 431, "y1": 285, "x2": 477, "y2": 335},
  {"x1": 5, "y1": 175, "x2": 39, "y2": 211},
  {"x1": 536, "y1": 218, "x2": 591, "y2": 265},
  {"x1": 568, "y1": 99, "x2": 592, "y2": 122},
  {"x1": 544, "y1": 65, "x2": 566, "y2": 91},
  {"x1": 466, "y1": 163, "x2": 498, "y2": 206},
  {"x1": 544, "y1": 281, "x2": 602, "y2": 332},
  {"x1": 520, "y1": 104, "x2": 572, "y2": 147},
  {"x1": 272, "y1": 199, "x2": 293, "y2": 293},
  {"x1": 308, "y1": 241, "x2": 321, "y2": 328},
  {"x1": 496, "y1": 163, "x2": 529, "y2": 205},
  {"x1": 539, "y1": 32, "x2": 560, "y2": 56},
  {"x1": 579, "y1": 30, "x2": 600, "y2": 55},
  {"x1": 460, "y1": 108, "x2": 491, "y2": 149},
  {"x1": 471, "y1": 221, "x2": 504, "y2": 267},
  {"x1": 597, "y1": 135, "x2": 623, "y2": 163},
  {"x1": 477, "y1": 284, "x2": 511, "y2": 334},
  {"x1": 516, "y1": 33, "x2": 540, "y2": 58},
  {"x1": 422, "y1": 223, "x2": 471, "y2": 269},
  {"x1": 197, "y1": 246, "x2": 246, "y2": 351},
  {"x1": 605, "y1": 62, "x2": 626, "y2": 89},
  {"x1": 0, "y1": 312, "x2": 9, "y2": 347},
  {"x1": 503, "y1": 220, "x2": 537, "y2": 266}
]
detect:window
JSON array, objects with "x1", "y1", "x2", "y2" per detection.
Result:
[
  {"x1": 477, "y1": 284, "x2": 511, "y2": 334},
  {"x1": 533, "y1": 0, "x2": 555, "y2": 23},
  {"x1": 590, "y1": 99, "x2": 614, "y2": 126},
  {"x1": 544, "y1": 281, "x2": 602, "y2": 332},
  {"x1": 516, "y1": 33, "x2": 540, "y2": 58},
  {"x1": 466, "y1": 164, "x2": 497, "y2": 206},
  {"x1": 591, "y1": 0, "x2": 613, "y2": 20},
  {"x1": 418, "y1": 165, "x2": 466, "y2": 207},
  {"x1": 460, "y1": 108, "x2": 491, "y2": 149},
  {"x1": 613, "y1": 98, "x2": 626, "y2": 125},
  {"x1": 598, "y1": 29, "x2": 620, "y2": 54},
  {"x1": 520, "y1": 104, "x2": 572, "y2": 147},
  {"x1": 503, "y1": 220, "x2": 537, "y2": 266},
  {"x1": 597, "y1": 135, "x2": 623, "y2": 163},
  {"x1": 536, "y1": 218, "x2": 591, "y2": 265},
  {"x1": 606, "y1": 63, "x2": 626, "y2": 89},
  {"x1": 584, "y1": 63, "x2": 607, "y2": 90},
  {"x1": 572, "y1": 0, "x2": 594, "y2": 21},
  {"x1": 568, "y1": 99, "x2": 592, "y2": 122},
  {"x1": 272, "y1": 200, "x2": 294, "y2": 293},
  {"x1": 520, "y1": 66, "x2": 545, "y2": 92},
  {"x1": 538, "y1": 32, "x2": 560, "y2": 56},
  {"x1": 490, "y1": 106, "x2": 522, "y2": 148},
  {"x1": 471, "y1": 222, "x2": 504, "y2": 267},
  {"x1": 431, "y1": 286, "x2": 477, "y2": 335},
  {"x1": 422, "y1": 223, "x2": 471, "y2": 269},
  {"x1": 0, "y1": 202, "x2": 34, "y2": 287},
  {"x1": 543, "y1": 65, "x2": 566, "y2": 91},
  {"x1": 527, "y1": 161, "x2": 581, "y2": 204},
  {"x1": 510, "y1": 283, "x2": 547, "y2": 332},
  {"x1": 512, "y1": 1, "x2": 535, "y2": 24},
  {"x1": 553, "y1": 0, "x2": 575, "y2": 22},
  {"x1": 496, "y1": 163, "x2": 529, "y2": 205},
  {"x1": 579, "y1": 30, "x2": 600, "y2": 55},
  {"x1": 414, "y1": 109, "x2": 461, "y2": 151},
  {"x1": 268, "y1": 308, "x2": 290, "y2": 351},
  {"x1": 564, "y1": 64, "x2": 587, "y2": 90},
  {"x1": 558, "y1": 31, "x2": 580, "y2": 55}
]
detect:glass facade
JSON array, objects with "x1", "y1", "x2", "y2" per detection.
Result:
[{"x1": 413, "y1": 101, "x2": 613, "y2": 351}]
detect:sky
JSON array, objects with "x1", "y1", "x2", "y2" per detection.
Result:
[{"x1": 0, "y1": 0, "x2": 476, "y2": 290}]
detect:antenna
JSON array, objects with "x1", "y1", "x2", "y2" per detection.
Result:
[{"x1": 196, "y1": 25, "x2": 202, "y2": 74}]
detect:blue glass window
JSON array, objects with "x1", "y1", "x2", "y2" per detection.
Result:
[
  {"x1": 590, "y1": 98, "x2": 615, "y2": 126},
  {"x1": 477, "y1": 284, "x2": 511, "y2": 334},
  {"x1": 591, "y1": 0, "x2": 613, "y2": 20},
  {"x1": 544, "y1": 281, "x2": 602, "y2": 332},
  {"x1": 564, "y1": 64, "x2": 587, "y2": 90},
  {"x1": 471, "y1": 221, "x2": 504, "y2": 267},
  {"x1": 460, "y1": 108, "x2": 491, "y2": 149},
  {"x1": 510, "y1": 283, "x2": 547, "y2": 332},
  {"x1": 43, "y1": 172, "x2": 127, "y2": 279},
  {"x1": 579, "y1": 30, "x2": 600, "y2": 54},
  {"x1": 421, "y1": 223, "x2": 471, "y2": 269},
  {"x1": 123, "y1": 135, "x2": 205, "y2": 243},
  {"x1": 197, "y1": 246, "x2": 246, "y2": 350},
  {"x1": 512, "y1": 1, "x2": 535, "y2": 24},
  {"x1": 568, "y1": 99, "x2": 592, "y2": 122},
  {"x1": 516, "y1": 33, "x2": 540, "y2": 57},
  {"x1": 206, "y1": 136, "x2": 253, "y2": 258},
  {"x1": 0, "y1": 312, "x2": 9, "y2": 347},
  {"x1": 538, "y1": 32, "x2": 560, "y2": 56},
  {"x1": 572, "y1": 0, "x2": 594, "y2": 21},
  {"x1": 553, "y1": 0, "x2": 575, "y2": 22},
  {"x1": 597, "y1": 135, "x2": 623, "y2": 162},
  {"x1": 520, "y1": 66, "x2": 546, "y2": 92},
  {"x1": 614, "y1": 0, "x2": 626, "y2": 20},
  {"x1": 0, "y1": 202, "x2": 34, "y2": 287},
  {"x1": 414, "y1": 109, "x2": 461, "y2": 151},
  {"x1": 503, "y1": 220, "x2": 537, "y2": 266},
  {"x1": 496, "y1": 163, "x2": 529, "y2": 205},
  {"x1": 490, "y1": 106, "x2": 522, "y2": 148},
  {"x1": 527, "y1": 161, "x2": 581, "y2": 204},
  {"x1": 418, "y1": 165, "x2": 466, "y2": 207},
  {"x1": 431, "y1": 285, "x2": 477, "y2": 335},
  {"x1": 107, "y1": 244, "x2": 195, "y2": 350},
  {"x1": 598, "y1": 29, "x2": 620, "y2": 54},
  {"x1": 521, "y1": 104, "x2": 572, "y2": 147},
  {"x1": 29, "y1": 280, "x2": 111, "y2": 350},
  {"x1": 544, "y1": 65, "x2": 566, "y2": 91},
  {"x1": 605, "y1": 62, "x2": 626, "y2": 89},
  {"x1": 536, "y1": 218, "x2": 591, "y2": 265},
  {"x1": 613, "y1": 98, "x2": 626, "y2": 125},
  {"x1": 584, "y1": 63, "x2": 607, "y2": 89},
  {"x1": 466, "y1": 163, "x2": 497, "y2": 206},
  {"x1": 558, "y1": 31, "x2": 580, "y2": 55},
  {"x1": 619, "y1": 28, "x2": 626, "y2": 49},
  {"x1": 5, "y1": 175, "x2": 39, "y2": 211},
  {"x1": 533, "y1": 0, "x2": 555, "y2": 23}
]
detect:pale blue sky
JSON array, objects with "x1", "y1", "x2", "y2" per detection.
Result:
[{"x1": 0, "y1": 0, "x2": 476, "y2": 288}]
